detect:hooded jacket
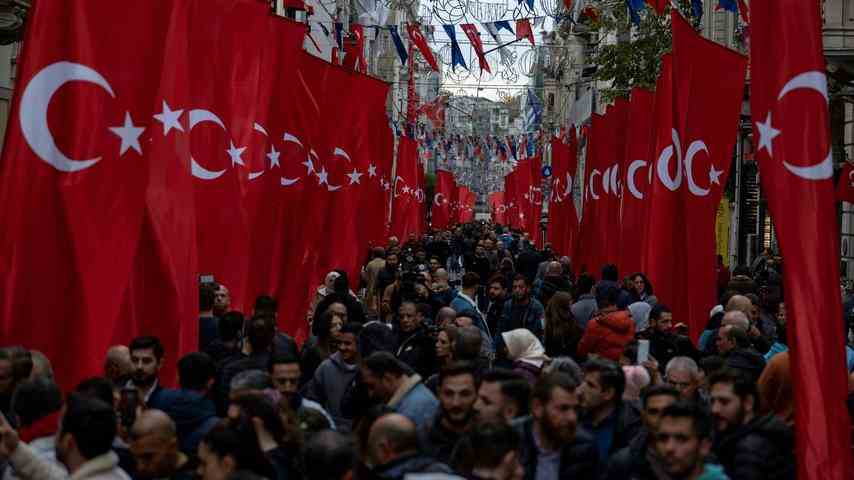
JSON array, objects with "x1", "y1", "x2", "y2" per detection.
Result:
[
  {"x1": 303, "y1": 351, "x2": 359, "y2": 432},
  {"x1": 713, "y1": 414, "x2": 795, "y2": 480},
  {"x1": 155, "y1": 388, "x2": 220, "y2": 455},
  {"x1": 577, "y1": 310, "x2": 636, "y2": 361}
]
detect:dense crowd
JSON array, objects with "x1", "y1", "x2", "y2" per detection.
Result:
[{"x1": 1, "y1": 222, "x2": 853, "y2": 480}]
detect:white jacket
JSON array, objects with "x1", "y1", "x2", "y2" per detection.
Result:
[{"x1": 8, "y1": 442, "x2": 129, "y2": 480}]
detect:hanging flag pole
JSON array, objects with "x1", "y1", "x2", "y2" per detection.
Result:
[{"x1": 483, "y1": 36, "x2": 526, "y2": 55}]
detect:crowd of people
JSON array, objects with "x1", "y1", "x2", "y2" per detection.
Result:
[{"x1": 1, "y1": 221, "x2": 853, "y2": 480}]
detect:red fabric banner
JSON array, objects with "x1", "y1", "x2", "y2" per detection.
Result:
[
  {"x1": 390, "y1": 137, "x2": 425, "y2": 239},
  {"x1": 458, "y1": 186, "x2": 476, "y2": 223},
  {"x1": 751, "y1": 0, "x2": 854, "y2": 477},
  {"x1": 516, "y1": 19, "x2": 535, "y2": 46},
  {"x1": 547, "y1": 134, "x2": 579, "y2": 257},
  {"x1": 433, "y1": 170, "x2": 456, "y2": 229},
  {"x1": 576, "y1": 113, "x2": 607, "y2": 274},
  {"x1": 489, "y1": 191, "x2": 507, "y2": 225},
  {"x1": 460, "y1": 24, "x2": 491, "y2": 74},
  {"x1": 837, "y1": 163, "x2": 854, "y2": 203},
  {"x1": 406, "y1": 23, "x2": 439, "y2": 72}
]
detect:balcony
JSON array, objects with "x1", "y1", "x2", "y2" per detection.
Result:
[{"x1": 825, "y1": 0, "x2": 854, "y2": 63}]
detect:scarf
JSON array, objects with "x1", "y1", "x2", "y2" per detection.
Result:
[{"x1": 19, "y1": 410, "x2": 61, "y2": 443}]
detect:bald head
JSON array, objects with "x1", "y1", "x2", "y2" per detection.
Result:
[
  {"x1": 725, "y1": 295, "x2": 752, "y2": 316},
  {"x1": 367, "y1": 413, "x2": 418, "y2": 466},
  {"x1": 104, "y1": 345, "x2": 132, "y2": 382},
  {"x1": 132, "y1": 409, "x2": 176, "y2": 440},
  {"x1": 434, "y1": 269, "x2": 450, "y2": 282},
  {"x1": 546, "y1": 261, "x2": 562, "y2": 276},
  {"x1": 437, "y1": 307, "x2": 457, "y2": 328},
  {"x1": 722, "y1": 310, "x2": 750, "y2": 331}
]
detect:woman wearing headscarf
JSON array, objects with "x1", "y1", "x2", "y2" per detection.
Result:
[{"x1": 499, "y1": 329, "x2": 548, "y2": 385}]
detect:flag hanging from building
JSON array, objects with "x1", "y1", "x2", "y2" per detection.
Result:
[
  {"x1": 524, "y1": 88, "x2": 543, "y2": 132},
  {"x1": 461, "y1": 24, "x2": 491, "y2": 74}
]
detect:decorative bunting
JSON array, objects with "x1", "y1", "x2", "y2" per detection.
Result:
[
  {"x1": 406, "y1": 22, "x2": 439, "y2": 72},
  {"x1": 460, "y1": 24, "x2": 491, "y2": 74},
  {"x1": 388, "y1": 25, "x2": 408, "y2": 65},
  {"x1": 516, "y1": 19, "x2": 535, "y2": 45},
  {"x1": 495, "y1": 20, "x2": 515, "y2": 34},
  {"x1": 442, "y1": 24, "x2": 468, "y2": 72}
]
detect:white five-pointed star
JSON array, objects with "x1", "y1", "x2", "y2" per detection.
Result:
[
  {"x1": 709, "y1": 164, "x2": 724, "y2": 185},
  {"x1": 402, "y1": 185, "x2": 411, "y2": 194},
  {"x1": 347, "y1": 169, "x2": 363, "y2": 184},
  {"x1": 755, "y1": 112, "x2": 782, "y2": 157},
  {"x1": 226, "y1": 141, "x2": 246, "y2": 167},
  {"x1": 302, "y1": 157, "x2": 315, "y2": 175},
  {"x1": 109, "y1": 112, "x2": 145, "y2": 156},
  {"x1": 267, "y1": 145, "x2": 281, "y2": 168},
  {"x1": 153, "y1": 101, "x2": 184, "y2": 135},
  {"x1": 368, "y1": 164, "x2": 377, "y2": 177},
  {"x1": 317, "y1": 167, "x2": 329, "y2": 185}
]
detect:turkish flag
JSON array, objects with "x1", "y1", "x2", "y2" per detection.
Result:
[
  {"x1": 489, "y1": 191, "x2": 507, "y2": 225},
  {"x1": 504, "y1": 170, "x2": 520, "y2": 229},
  {"x1": 343, "y1": 24, "x2": 368, "y2": 73},
  {"x1": 837, "y1": 163, "x2": 854, "y2": 203},
  {"x1": 525, "y1": 156, "x2": 544, "y2": 247},
  {"x1": 433, "y1": 170, "x2": 456, "y2": 228},
  {"x1": 751, "y1": 0, "x2": 854, "y2": 477},
  {"x1": 406, "y1": 23, "x2": 439, "y2": 72},
  {"x1": 460, "y1": 24, "x2": 491, "y2": 74},
  {"x1": 576, "y1": 113, "x2": 606, "y2": 274},
  {"x1": 0, "y1": 0, "x2": 307, "y2": 389},
  {"x1": 390, "y1": 136, "x2": 425, "y2": 239},
  {"x1": 602, "y1": 99, "x2": 629, "y2": 266},
  {"x1": 645, "y1": 13, "x2": 747, "y2": 341},
  {"x1": 547, "y1": 134, "x2": 579, "y2": 257},
  {"x1": 458, "y1": 186, "x2": 476, "y2": 223},
  {"x1": 619, "y1": 88, "x2": 655, "y2": 275}
]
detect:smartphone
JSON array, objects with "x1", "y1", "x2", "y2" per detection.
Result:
[
  {"x1": 119, "y1": 387, "x2": 139, "y2": 428},
  {"x1": 637, "y1": 339, "x2": 650, "y2": 364}
]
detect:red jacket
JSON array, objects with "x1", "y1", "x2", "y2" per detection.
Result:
[{"x1": 578, "y1": 310, "x2": 636, "y2": 361}]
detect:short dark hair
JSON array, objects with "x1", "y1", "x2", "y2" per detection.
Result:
[
  {"x1": 11, "y1": 378, "x2": 63, "y2": 426},
  {"x1": 480, "y1": 369, "x2": 531, "y2": 416},
  {"x1": 462, "y1": 272, "x2": 480, "y2": 289},
  {"x1": 452, "y1": 421, "x2": 521, "y2": 475},
  {"x1": 576, "y1": 274, "x2": 595, "y2": 295},
  {"x1": 583, "y1": 357, "x2": 626, "y2": 401},
  {"x1": 533, "y1": 371, "x2": 579, "y2": 404},
  {"x1": 254, "y1": 295, "x2": 278, "y2": 315},
  {"x1": 129, "y1": 336, "x2": 165, "y2": 360},
  {"x1": 245, "y1": 315, "x2": 276, "y2": 352},
  {"x1": 339, "y1": 322, "x2": 363, "y2": 336},
  {"x1": 601, "y1": 264, "x2": 619, "y2": 282},
  {"x1": 61, "y1": 393, "x2": 117, "y2": 459},
  {"x1": 595, "y1": 285, "x2": 620, "y2": 309},
  {"x1": 268, "y1": 352, "x2": 300, "y2": 372},
  {"x1": 74, "y1": 377, "x2": 115, "y2": 406},
  {"x1": 202, "y1": 423, "x2": 275, "y2": 479},
  {"x1": 200, "y1": 285, "x2": 215, "y2": 311},
  {"x1": 219, "y1": 311, "x2": 245, "y2": 342},
  {"x1": 650, "y1": 304, "x2": 671, "y2": 322},
  {"x1": 660, "y1": 400, "x2": 713, "y2": 439},
  {"x1": 725, "y1": 326, "x2": 752, "y2": 349},
  {"x1": 303, "y1": 430, "x2": 356, "y2": 480},
  {"x1": 488, "y1": 274, "x2": 508, "y2": 289},
  {"x1": 438, "y1": 361, "x2": 478, "y2": 388},
  {"x1": 178, "y1": 352, "x2": 216, "y2": 390},
  {"x1": 416, "y1": 303, "x2": 432, "y2": 318},
  {"x1": 362, "y1": 351, "x2": 407, "y2": 378},
  {"x1": 708, "y1": 368, "x2": 759, "y2": 411},
  {"x1": 640, "y1": 384, "x2": 680, "y2": 408},
  {"x1": 453, "y1": 326, "x2": 482, "y2": 361},
  {"x1": 512, "y1": 273, "x2": 530, "y2": 286}
]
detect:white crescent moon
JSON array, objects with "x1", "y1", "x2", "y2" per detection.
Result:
[
  {"x1": 657, "y1": 129, "x2": 683, "y2": 191},
  {"x1": 189, "y1": 109, "x2": 228, "y2": 180},
  {"x1": 20, "y1": 61, "x2": 115, "y2": 172},
  {"x1": 327, "y1": 147, "x2": 351, "y2": 192},
  {"x1": 280, "y1": 132, "x2": 303, "y2": 186},
  {"x1": 602, "y1": 166, "x2": 611, "y2": 194},
  {"x1": 589, "y1": 169, "x2": 601, "y2": 200},
  {"x1": 393, "y1": 176, "x2": 404, "y2": 198},
  {"x1": 627, "y1": 159, "x2": 646, "y2": 200},
  {"x1": 610, "y1": 164, "x2": 619, "y2": 196},
  {"x1": 498, "y1": 204, "x2": 507, "y2": 213},
  {"x1": 777, "y1": 71, "x2": 833, "y2": 180},
  {"x1": 685, "y1": 140, "x2": 710, "y2": 197},
  {"x1": 415, "y1": 189, "x2": 425, "y2": 203},
  {"x1": 564, "y1": 172, "x2": 573, "y2": 198},
  {"x1": 434, "y1": 192, "x2": 445, "y2": 206},
  {"x1": 848, "y1": 168, "x2": 854, "y2": 188},
  {"x1": 249, "y1": 122, "x2": 267, "y2": 181}
]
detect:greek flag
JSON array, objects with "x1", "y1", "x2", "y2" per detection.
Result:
[{"x1": 524, "y1": 88, "x2": 543, "y2": 132}]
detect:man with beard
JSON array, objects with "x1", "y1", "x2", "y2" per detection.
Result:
[
  {"x1": 579, "y1": 358, "x2": 642, "y2": 463},
  {"x1": 422, "y1": 362, "x2": 479, "y2": 464},
  {"x1": 485, "y1": 275, "x2": 509, "y2": 337},
  {"x1": 645, "y1": 305, "x2": 697, "y2": 371},
  {"x1": 129, "y1": 410, "x2": 195, "y2": 480},
  {"x1": 513, "y1": 372, "x2": 599, "y2": 479},
  {"x1": 376, "y1": 253, "x2": 400, "y2": 307},
  {"x1": 474, "y1": 369, "x2": 530, "y2": 424},
  {"x1": 361, "y1": 352, "x2": 438, "y2": 430},
  {"x1": 709, "y1": 368, "x2": 795, "y2": 480},
  {"x1": 656, "y1": 401, "x2": 728, "y2": 480},
  {"x1": 602, "y1": 384, "x2": 680, "y2": 480},
  {"x1": 128, "y1": 336, "x2": 167, "y2": 409},
  {"x1": 395, "y1": 301, "x2": 437, "y2": 379},
  {"x1": 497, "y1": 275, "x2": 545, "y2": 340}
]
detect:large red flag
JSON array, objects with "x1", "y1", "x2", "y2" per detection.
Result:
[
  {"x1": 602, "y1": 99, "x2": 628, "y2": 266},
  {"x1": 504, "y1": 170, "x2": 520, "y2": 229},
  {"x1": 525, "y1": 156, "x2": 544, "y2": 245},
  {"x1": 837, "y1": 163, "x2": 854, "y2": 203},
  {"x1": 645, "y1": 14, "x2": 747, "y2": 341},
  {"x1": 458, "y1": 186, "x2": 476, "y2": 223},
  {"x1": 619, "y1": 88, "x2": 655, "y2": 275},
  {"x1": 0, "y1": 0, "x2": 306, "y2": 389},
  {"x1": 390, "y1": 137, "x2": 425, "y2": 238},
  {"x1": 751, "y1": 0, "x2": 854, "y2": 477},
  {"x1": 576, "y1": 113, "x2": 606, "y2": 274},
  {"x1": 489, "y1": 191, "x2": 507, "y2": 225},
  {"x1": 547, "y1": 134, "x2": 579, "y2": 257},
  {"x1": 433, "y1": 170, "x2": 456, "y2": 229}
]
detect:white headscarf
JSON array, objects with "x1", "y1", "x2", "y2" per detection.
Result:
[{"x1": 501, "y1": 329, "x2": 548, "y2": 368}]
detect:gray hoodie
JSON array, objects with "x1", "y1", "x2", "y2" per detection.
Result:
[{"x1": 302, "y1": 351, "x2": 359, "y2": 432}]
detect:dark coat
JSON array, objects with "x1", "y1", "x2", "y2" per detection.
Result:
[
  {"x1": 155, "y1": 388, "x2": 220, "y2": 455},
  {"x1": 602, "y1": 430, "x2": 655, "y2": 480},
  {"x1": 582, "y1": 400, "x2": 644, "y2": 459},
  {"x1": 421, "y1": 414, "x2": 467, "y2": 465},
  {"x1": 649, "y1": 331, "x2": 698, "y2": 370},
  {"x1": 713, "y1": 414, "x2": 795, "y2": 480},
  {"x1": 496, "y1": 298, "x2": 545, "y2": 339},
  {"x1": 370, "y1": 453, "x2": 454, "y2": 480},
  {"x1": 396, "y1": 325, "x2": 438, "y2": 380},
  {"x1": 513, "y1": 416, "x2": 600, "y2": 480}
]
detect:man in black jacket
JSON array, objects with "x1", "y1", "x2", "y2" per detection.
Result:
[
  {"x1": 395, "y1": 301, "x2": 437, "y2": 379},
  {"x1": 422, "y1": 362, "x2": 479, "y2": 464},
  {"x1": 709, "y1": 368, "x2": 795, "y2": 480},
  {"x1": 602, "y1": 384, "x2": 680, "y2": 480},
  {"x1": 368, "y1": 413, "x2": 454, "y2": 479},
  {"x1": 646, "y1": 305, "x2": 698, "y2": 371},
  {"x1": 514, "y1": 371, "x2": 599, "y2": 479}
]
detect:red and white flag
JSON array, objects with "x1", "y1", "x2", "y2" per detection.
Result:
[
  {"x1": 751, "y1": 0, "x2": 854, "y2": 477},
  {"x1": 433, "y1": 170, "x2": 456, "y2": 229},
  {"x1": 837, "y1": 163, "x2": 854, "y2": 204},
  {"x1": 406, "y1": 23, "x2": 439, "y2": 72},
  {"x1": 547, "y1": 133, "x2": 579, "y2": 257},
  {"x1": 460, "y1": 24, "x2": 491, "y2": 74},
  {"x1": 390, "y1": 136, "x2": 425, "y2": 239},
  {"x1": 489, "y1": 191, "x2": 507, "y2": 225}
]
